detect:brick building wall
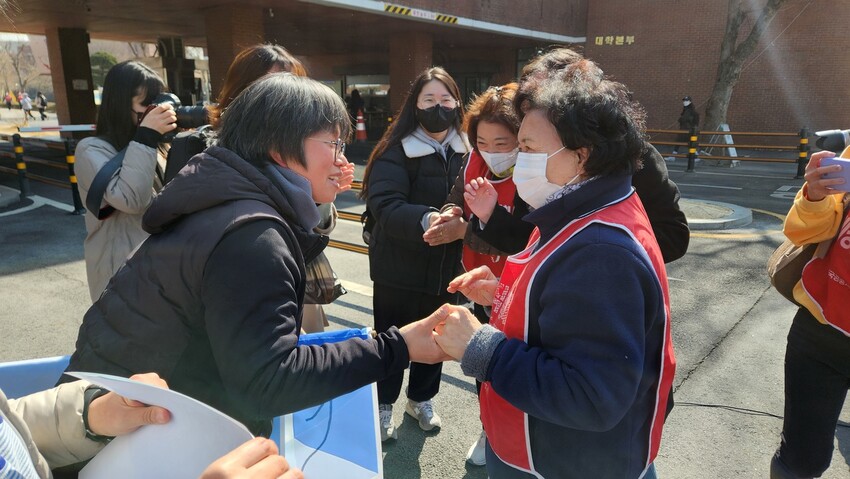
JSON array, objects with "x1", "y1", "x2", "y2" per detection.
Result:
[
  {"x1": 585, "y1": 0, "x2": 850, "y2": 136},
  {"x1": 203, "y1": 5, "x2": 265, "y2": 99}
]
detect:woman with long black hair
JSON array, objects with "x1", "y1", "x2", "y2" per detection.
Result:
[
  {"x1": 76, "y1": 61, "x2": 176, "y2": 301},
  {"x1": 360, "y1": 66, "x2": 469, "y2": 442}
]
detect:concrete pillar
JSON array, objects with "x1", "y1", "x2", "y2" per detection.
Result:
[
  {"x1": 44, "y1": 27, "x2": 96, "y2": 139},
  {"x1": 388, "y1": 32, "x2": 432, "y2": 114},
  {"x1": 204, "y1": 5, "x2": 265, "y2": 101},
  {"x1": 157, "y1": 37, "x2": 199, "y2": 106}
]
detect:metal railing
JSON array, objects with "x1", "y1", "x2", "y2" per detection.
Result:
[
  {"x1": 648, "y1": 127, "x2": 809, "y2": 178},
  {"x1": 0, "y1": 132, "x2": 85, "y2": 213},
  {"x1": 0, "y1": 131, "x2": 372, "y2": 254}
]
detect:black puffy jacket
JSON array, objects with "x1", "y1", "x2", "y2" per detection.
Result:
[
  {"x1": 367, "y1": 132, "x2": 468, "y2": 295},
  {"x1": 65, "y1": 146, "x2": 409, "y2": 435},
  {"x1": 633, "y1": 144, "x2": 690, "y2": 263}
]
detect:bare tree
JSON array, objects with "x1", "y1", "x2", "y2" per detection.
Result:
[
  {"x1": 0, "y1": 41, "x2": 38, "y2": 92},
  {"x1": 703, "y1": 0, "x2": 788, "y2": 131},
  {"x1": 126, "y1": 41, "x2": 155, "y2": 58},
  {"x1": 127, "y1": 41, "x2": 143, "y2": 58}
]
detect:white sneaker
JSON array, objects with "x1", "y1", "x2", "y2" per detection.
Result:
[
  {"x1": 466, "y1": 429, "x2": 487, "y2": 466},
  {"x1": 405, "y1": 399, "x2": 441, "y2": 431},
  {"x1": 379, "y1": 403, "x2": 397, "y2": 442}
]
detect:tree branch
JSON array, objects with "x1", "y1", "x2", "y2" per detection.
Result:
[{"x1": 732, "y1": 0, "x2": 786, "y2": 61}]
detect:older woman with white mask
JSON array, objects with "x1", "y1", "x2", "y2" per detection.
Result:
[{"x1": 430, "y1": 55, "x2": 677, "y2": 479}]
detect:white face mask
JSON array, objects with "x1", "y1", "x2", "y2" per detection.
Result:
[
  {"x1": 683, "y1": 100, "x2": 691, "y2": 107},
  {"x1": 514, "y1": 146, "x2": 571, "y2": 209},
  {"x1": 479, "y1": 148, "x2": 519, "y2": 177}
]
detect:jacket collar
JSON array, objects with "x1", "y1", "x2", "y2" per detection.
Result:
[
  {"x1": 526, "y1": 174, "x2": 635, "y2": 244},
  {"x1": 401, "y1": 128, "x2": 470, "y2": 158}
]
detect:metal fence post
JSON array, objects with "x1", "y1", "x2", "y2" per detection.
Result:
[
  {"x1": 64, "y1": 139, "x2": 85, "y2": 214},
  {"x1": 12, "y1": 134, "x2": 31, "y2": 199},
  {"x1": 686, "y1": 127, "x2": 699, "y2": 172},
  {"x1": 796, "y1": 128, "x2": 808, "y2": 179}
]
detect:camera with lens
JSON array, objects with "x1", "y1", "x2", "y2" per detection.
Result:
[
  {"x1": 149, "y1": 92, "x2": 209, "y2": 142},
  {"x1": 815, "y1": 129, "x2": 850, "y2": 153}
]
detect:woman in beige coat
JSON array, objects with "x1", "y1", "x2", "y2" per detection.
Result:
[
  {"x1": 75, "y1": 61, "x2": 176, "y2": 301},
  {"x1": 0, "y1": 374, "x2": 301, "y2": 478}
]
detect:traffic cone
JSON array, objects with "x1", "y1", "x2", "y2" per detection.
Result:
[{"x1": 355, "y1": 109, "x2": 368, "y2": 142}]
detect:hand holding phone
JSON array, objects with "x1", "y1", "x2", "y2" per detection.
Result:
[{"x1": 819, "y1": 156, "x2": 850, "y2": 192}]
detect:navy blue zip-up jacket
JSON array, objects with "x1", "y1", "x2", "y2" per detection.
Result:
[{"x1": 463, "y1": 174, "x2": 671, "y2": 478}]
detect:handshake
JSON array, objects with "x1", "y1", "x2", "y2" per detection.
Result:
[{"x1": 398, "y1": 266, "x2": 499, "y2": 363}]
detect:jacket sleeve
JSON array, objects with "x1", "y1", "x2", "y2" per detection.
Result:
[
  {"x1": 471, "y1": 193, "x2": 534, "y2": 255},
  {"x1": 632, "y1": 145, "x2": 690, "y2": 263},
  {"x1": 314, "y1": 203, "x2": 337, "y2": 235},
  {"x1": 784, "y1": 188, "x2": 845, "y2": 245},
  {"x1": 478, "y1": 236, "x2": 662, "y2": 432},
  {"x1": 444, "y1": 154, "x2": 468, "y2": 208},
  {"x1": 75, "y1": 133, "x2": 160, "y2": 215},
  {"x1": 367, "y1": 149, "x2": 434, "y2": 241},
  {"x1": 444, "y1": 157, "x2": 532, "y2": 256},
  {"x1": 201, "y1": 220, "x2": 410, "y2": 419},
  {"x1": 9, "y1": 381, "x2": 104, "y2": 469}
]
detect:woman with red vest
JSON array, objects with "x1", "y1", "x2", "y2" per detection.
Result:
[
  {"x1": 425, "y1": 83, "x2": 533, "y2": 274},
  {"x1": 431, "y1": 55, "x2": 676, "y2": 478},
  {"x1": 769, "y1": 149, "x2": 850, "y2": 479},
  {"x1": 424, "y1": 83, "x2": 531, "y2": 466}
]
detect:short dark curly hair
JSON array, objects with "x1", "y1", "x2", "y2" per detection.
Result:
[{"x1": 517, "y1": 49, "x2": 647, "y2": 177}]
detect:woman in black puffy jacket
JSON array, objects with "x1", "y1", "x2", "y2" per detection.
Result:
[{"x1": 360, "y1": 66, "x2": 469, "y2": 442}]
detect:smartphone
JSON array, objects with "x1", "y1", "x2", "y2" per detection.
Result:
[{"x1": 820, "y1": 156, "x2": 850, "y2": 192}]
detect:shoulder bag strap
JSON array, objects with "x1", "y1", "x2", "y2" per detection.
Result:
[{"x1": 85, "y1": 148, "x2": 127, "y2": 220}]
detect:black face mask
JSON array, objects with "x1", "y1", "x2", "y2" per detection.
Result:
[{"x1": 416, "y1": 105, "x2": 457, "y2": 133}]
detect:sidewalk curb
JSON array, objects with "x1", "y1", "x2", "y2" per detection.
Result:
[
  {"x1": 0, "y1": 185, "x2": 20, "y2": 208},
  {"x1": 681, "y1": 198, "x2": 753, "y2": 231}
]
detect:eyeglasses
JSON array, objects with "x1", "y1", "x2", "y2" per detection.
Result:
[
  {"x1": 307, "y1": 137, "x2": 346, "y2": 160},
  {"x1": 419, "y1": 97, "x2": 457, "y2": 109}
]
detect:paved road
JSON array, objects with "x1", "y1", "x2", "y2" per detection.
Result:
[{"x1": 0, "y1": 158, "x2": 848, "y2": 478}]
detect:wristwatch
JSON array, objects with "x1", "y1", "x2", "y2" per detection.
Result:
[{"x1": 82, "y1": 386, "x2": 115, "y2": 443}]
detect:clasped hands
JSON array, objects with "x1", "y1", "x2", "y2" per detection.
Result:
[
  {"x1": 423, "y1": 176, "x2": 499, "y2": 246},
  {"x1": 399, "y1": 265, "x2": 499, "y2": 363}
]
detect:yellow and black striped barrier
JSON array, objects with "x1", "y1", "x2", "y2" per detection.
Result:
[
  {"x1": 64, "y1": 139, "x2": 85, "y2": 214},
  {"x1": 12, "y1": 134, "x2": 30, "y2": 199},
  {"x1": 686, "y1": 128, "x2": 698, "y2": 172},
  {"x1": 384, "y1": 3, "x2": 458, "y2": 24},
  {"x1": 384, "y1": 4, "x2": 411, "y2": 15},
  {"x1": 796, "y1": 128, "x2": 809, "y2": 179}
]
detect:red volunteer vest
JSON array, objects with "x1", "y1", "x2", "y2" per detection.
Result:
[
  {"x1": 479, "y1": 191, "x2": 676, "y2": 476},
  {"x1": 461, "y1": 150, "x2": 518, "y2": 276},
  {"x1": 801, "y1": 207, "x2": 850, "y2": 335}
]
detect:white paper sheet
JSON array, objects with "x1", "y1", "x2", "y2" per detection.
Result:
[{"x1": 67, "y1": 372, "x2": 254, "y2": 479}]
